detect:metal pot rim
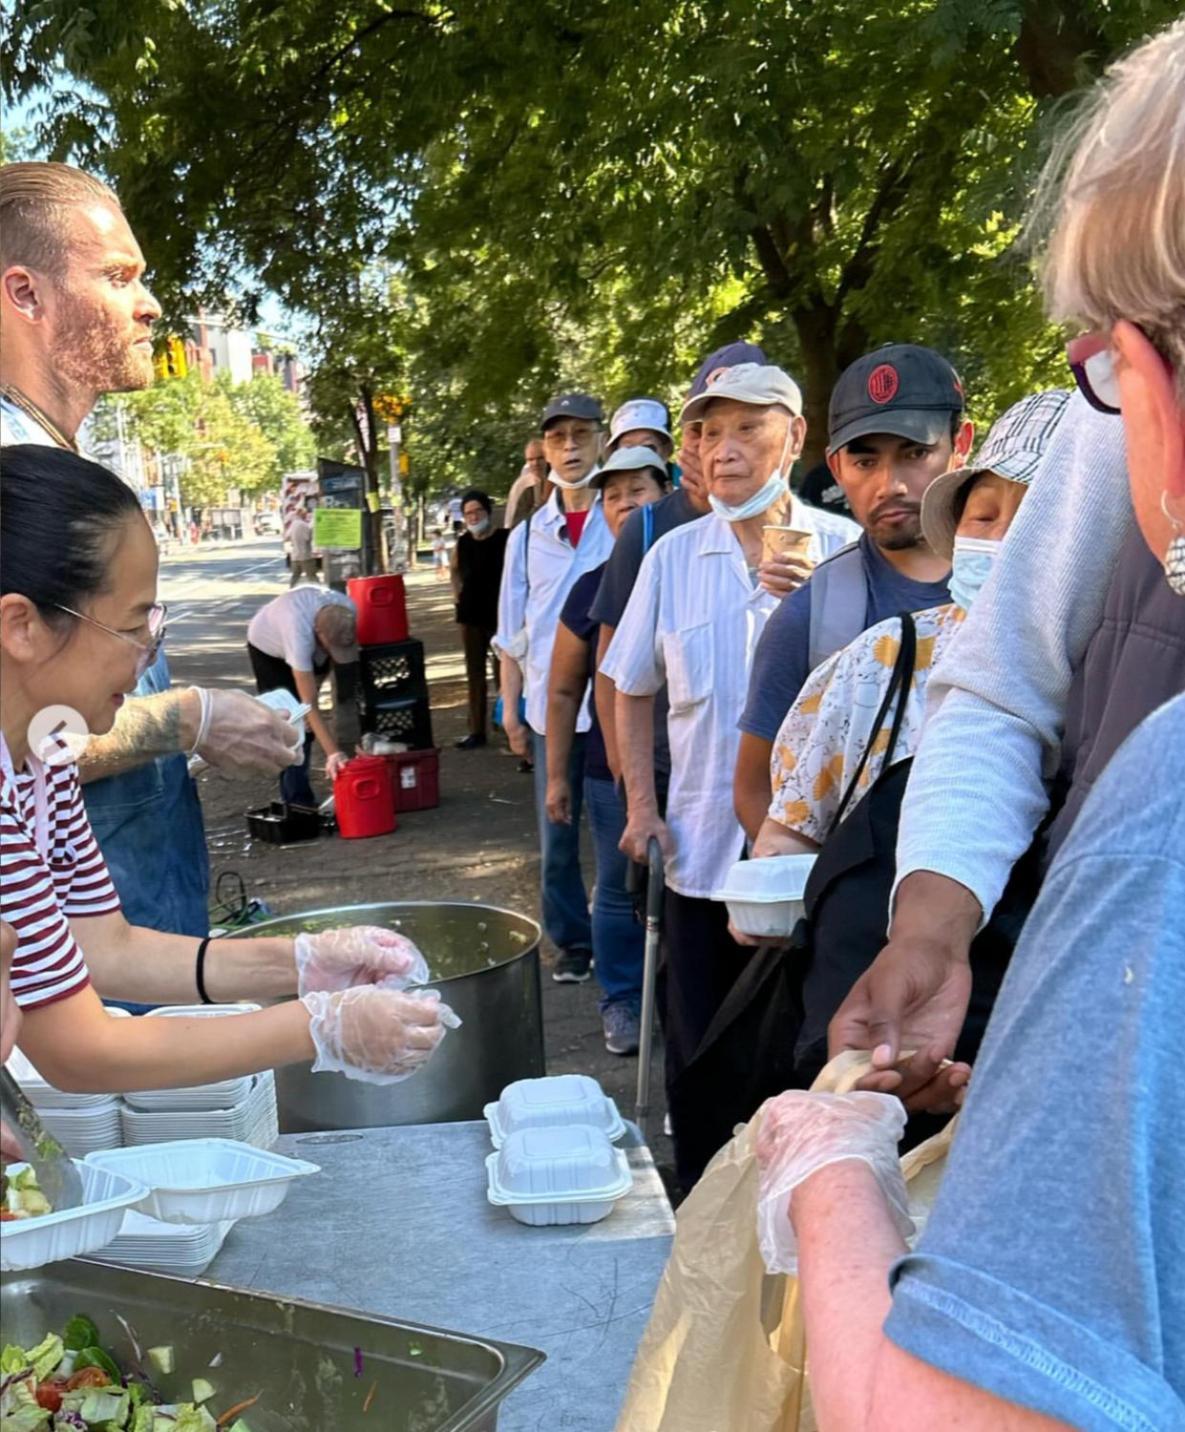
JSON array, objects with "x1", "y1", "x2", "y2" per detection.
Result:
[{"x1": 225, "y1": 899, "x2": 542, "y2": 985}]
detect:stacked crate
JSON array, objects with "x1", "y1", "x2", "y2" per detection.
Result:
[{"x1": 357, "y1": 639, "x2": 441, "y2": 812}]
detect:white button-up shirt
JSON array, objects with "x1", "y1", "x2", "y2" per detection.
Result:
[
  {"x1": 495, "y1": 489, "x2": 614, "y2": 735},
  {"x1": 602, "y1": 512, "x2": 781, "y2": 898}
]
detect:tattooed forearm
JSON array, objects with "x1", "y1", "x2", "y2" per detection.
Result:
[{"x1": 77, "y1": 689, "x2": 200, "y2": 783}]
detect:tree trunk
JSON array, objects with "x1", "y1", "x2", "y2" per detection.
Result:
[{"x1": 793, "y1": 301, "x2": 840, "y2": 470}]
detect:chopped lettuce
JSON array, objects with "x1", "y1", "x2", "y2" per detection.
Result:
[
  {"x1": 145, "y1": 1351, "x2": 172, "y2": 1379},
  {"x1": 26, "y1": 1338, "x2": 63, "y2": 1384},
  {"x1": 0, "y1": 1370, "x2": 50, "y2": 1429},
  {"x1": 4, "y1": 1168, "x2": 52, "y2": 1219},
  {"x1": 0, "y1": 1349, "x2": 29, "y2": 1377},
  {"x1": 58, "y1": 1388, "x2": 129, "y2": 1426},
  {"x1": 149, "y1": 1408, "x2": 216, "y2": 1431}
]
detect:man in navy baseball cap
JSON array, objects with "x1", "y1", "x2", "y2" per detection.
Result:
[{"x1": 734, "y1": 341, "x2": 973, "y2": 842}]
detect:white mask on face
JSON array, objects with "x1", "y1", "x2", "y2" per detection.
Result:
[
  {"x1": 548, "y1": 464, "x2": 601, "y2": 492},
  {"x1": 949, "y1": 535, "x2": 1002, "y2": 611},
  {"x1": 707, "y1": 418, "x2": 796, "y2": 523},
  {"x1": 466, "y1": 516, "x2": 491, "y2": 536}
]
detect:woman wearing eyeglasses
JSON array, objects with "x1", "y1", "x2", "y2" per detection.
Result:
[
  {"x1": 1, "y1": 446, "x2": 454, "y2": 1093},
  {"x1": 749, "y1": 22, "x2": 1185, "y2": 1429}
]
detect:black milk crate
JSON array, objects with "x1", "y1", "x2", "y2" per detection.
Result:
[
  {"x1": 359, "y1": 639, "x2": 427, "y2": 702},
  {"x1": 358, "y1": 692, "x2": 435, "y2": 751}
]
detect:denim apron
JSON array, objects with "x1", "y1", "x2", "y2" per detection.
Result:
[{"x1": 83, "y1": 649, "x2": 211, "y2": 939}]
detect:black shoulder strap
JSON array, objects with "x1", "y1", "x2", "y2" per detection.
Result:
[{"x1": 829, "y1": 611, "x2": 917, "y2": 834}]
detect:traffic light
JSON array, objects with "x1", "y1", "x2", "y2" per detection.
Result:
[{"x1": 153, "y1": 336, "x2": 188, "y2": 381}]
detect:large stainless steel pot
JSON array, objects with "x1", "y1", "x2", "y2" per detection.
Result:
[{"x1": 229, "y1": 901, "x2": 544, "y2": 1133}]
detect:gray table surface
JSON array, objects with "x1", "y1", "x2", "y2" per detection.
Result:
[{"x1": 206, "y1": 1121, "x2": 675, "y2": 1432}]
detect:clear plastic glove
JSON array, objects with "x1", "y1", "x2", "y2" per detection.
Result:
[
  {"x1": 293, "y1": 925, "x2": 430, "y2": 996},
  {"x1": 325, "y1": 751, "x2": 350, "y2": 782},
  {"x1": 301, "y1": 986, "x2": 460, "y2": 1084},
  {"x1": 197, "y1": 689, "x2": 303, "y2": 773},
  {"x1": 755, "y1": 1089, "x2": 913, "y2": 1274}
]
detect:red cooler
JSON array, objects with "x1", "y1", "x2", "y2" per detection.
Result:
[
  {"x1": 348, "y1": 575, "x2": 409, "y2": 646},
  {"x1": 333, "y1": 755, "x2": 397, "y2": 839}
]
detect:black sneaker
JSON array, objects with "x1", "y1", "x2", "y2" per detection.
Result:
[
  {"x1": 552, "y1": 948, "x2": 593, "y2": 983},
  {"x1": 455, "y1": 733, "x2": 488, "y2": 750}
]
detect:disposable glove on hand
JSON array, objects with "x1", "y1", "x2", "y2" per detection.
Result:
[
  {"x1": 302, "y1": 986, "x2": 460, "y2": 1084},
  {"x1": 325, "y1": 750, "x2": 350, "y2": 781},
  {"x1": 755, "y1": 1090, "x2": 913, "y2": 1274},
  {"x1": 294, "y1": 925, "x2": 430, "y2": 996},
  {"x1": 197, "y1": 689, "x2": 303, "y2": 773}
]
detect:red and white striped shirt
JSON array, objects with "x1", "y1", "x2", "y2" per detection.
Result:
[{"x1": 0, "y1": 748, "x2": 119, "y2": 1009}]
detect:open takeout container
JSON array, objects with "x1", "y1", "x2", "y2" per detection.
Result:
[
  {"x1": 3, "y1": 1261, "x2": 544, "y2": 1431},
  {"x1": 0, "y1": 1161, "x2": 147, "y2": 1272},
  {"x1": 85, "y1": 1138, "x2": 319, "y2": 1225},
  {"x1": 711, "y1": 853, "x2": 817, "y2": 938}
]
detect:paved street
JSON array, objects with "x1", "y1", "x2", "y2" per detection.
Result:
[{"x1": 159, "y1": 539, "x2": 672, "y2": 1170}]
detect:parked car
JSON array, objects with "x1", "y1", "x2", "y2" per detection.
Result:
[{"x1": 254, "y1": 511, "x2": 282, "y2": 536}]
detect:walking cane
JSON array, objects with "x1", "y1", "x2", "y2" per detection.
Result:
[{"x1": 634, "y1": 836, "x2": 665, "y2": 1142}]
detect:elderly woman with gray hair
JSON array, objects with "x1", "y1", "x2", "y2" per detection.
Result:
[{"x1": 754, "y1": 20, "x2": 1185, "y2": 1429}]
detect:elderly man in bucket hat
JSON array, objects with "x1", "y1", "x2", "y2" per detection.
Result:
[{"x1": 601, "y1": 362, "x2": 856, "y2": 1190}]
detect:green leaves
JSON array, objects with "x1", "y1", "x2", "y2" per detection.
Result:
[{"x1": 6, "y1": 0, "x2": 1181, "y2": 478}]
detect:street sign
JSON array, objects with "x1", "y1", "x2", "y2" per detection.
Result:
[{"x1": 314, "y1": 507, "x2": 363, "y2": 550}]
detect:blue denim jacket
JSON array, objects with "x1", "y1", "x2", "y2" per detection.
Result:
[{"x1": 83, "y1": 649, "x2": 210, "y2": 938}]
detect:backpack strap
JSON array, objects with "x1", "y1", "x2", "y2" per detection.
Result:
[
  {"x1": 642, "y1": 502, "x2": 655, "y2": 555},
  {"x1": 829, "y1": 611, "x2": 917, "y2": 834},
  {"x1": 807, "y1": 541, "x2": 866, "y2": 672}
]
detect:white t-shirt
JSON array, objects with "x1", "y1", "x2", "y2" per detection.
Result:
[
  {"x1": 247, "y1": 586, "x2": 354, "y2": 673},
  {"x1": 1, "y1": 393, "x2": 63, "y2": 448}
]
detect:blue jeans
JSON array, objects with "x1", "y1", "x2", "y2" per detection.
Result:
[
  {"x1": 584, "y1": 775, "x2": 644, "y2": 1012},
  {"x1": 282, "y1": 732, "x2": 318, "y2": 808},
  {"x1": 531, "y1": 730, "x2": 592, "y2": 954}
]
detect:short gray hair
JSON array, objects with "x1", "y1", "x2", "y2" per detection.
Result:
[{"x1": 1038, "y1": 19, "x2": 1185, "y2": 395}]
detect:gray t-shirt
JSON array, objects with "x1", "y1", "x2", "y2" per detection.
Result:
[
  {"x1": 739, "y1": 534, "x2": 951, "y2": 742},
  {"x1": 590, "y1": 487, "x2": 702, "y2": 782},
  {"x1": 886, "y1": 691, "x2": 1185, "y2": 1428}
]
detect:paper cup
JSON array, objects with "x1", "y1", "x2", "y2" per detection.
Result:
[{"x1": 761, "y1": 525, "x2": 815, "y2": 566}]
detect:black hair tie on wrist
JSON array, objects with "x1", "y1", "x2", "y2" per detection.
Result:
[{"x1": 195, "y1": 937, "x2": 215, "y2": 1005}]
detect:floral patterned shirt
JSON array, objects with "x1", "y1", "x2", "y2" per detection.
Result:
[{"x1": 767, "y1": 604, "x2": 965, "y2": 841}]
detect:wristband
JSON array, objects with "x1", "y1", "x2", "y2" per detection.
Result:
[
  {"x1": 195, "y1": 936, "x2": 216, "y2": 1004},
  {"x1": 187, "y1": 686, "x2": 213, "y2": 755}
]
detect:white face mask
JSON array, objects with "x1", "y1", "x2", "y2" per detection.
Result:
[
  {"x1": 548, "y1": 463, "x2": 601, "y2": 492},
  {"x1": 707, "y1": 420, "x2": 796, "y2": 523},
  {"x1": 465, "y1": 516, "x2": 491, "y2": 536},
  {"x1": 949, "y1": 535, "x2": 1002, "y2": 611}
]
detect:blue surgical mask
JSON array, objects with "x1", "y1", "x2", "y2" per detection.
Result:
[
  {"x1": 949, "y1": 535, "x2": 1002, "y2": 611},
  {"x1": 707, "y1": 423, "x2": 795, "y2": 523}
]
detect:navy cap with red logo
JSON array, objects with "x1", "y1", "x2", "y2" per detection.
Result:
[{"x1": 828, "y1": 343, "x2": 965, "y2": 454}]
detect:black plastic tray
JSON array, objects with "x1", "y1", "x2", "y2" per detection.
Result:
[{"x1": 246, "y1": 801, "x2": 323, "y2": 844}]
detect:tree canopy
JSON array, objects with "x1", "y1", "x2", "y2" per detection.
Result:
[{"x1": 5, "y1": 0, "x2": 1179, "y2": 483}]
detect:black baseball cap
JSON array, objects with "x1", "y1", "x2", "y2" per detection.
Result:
[
  {"x1": 541, "y1": 392, "x2": 604, "y2": 430},
  {"x1": 828, "y1": 344, "x2": 965, "y2": 454}
]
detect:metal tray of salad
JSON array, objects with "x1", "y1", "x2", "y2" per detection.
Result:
[{"x1": 0, "y1": 1260, "x2": 544, "y2": 1430}]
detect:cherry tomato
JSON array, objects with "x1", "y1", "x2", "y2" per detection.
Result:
[
  {"x1": 36, "y1": 1383, "x2": 64, "y2": 1411},
  {"x1": 66, "y1": 1367, "x2": 111, "y2": 1390},
  {"x1": 0, "y1": 1210, "x2": 17, "y2": 1221}
]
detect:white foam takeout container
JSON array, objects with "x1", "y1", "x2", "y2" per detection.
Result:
[
  {"x1": 486, "y1": 1125, "x2": 633, "y2": 1227},
  {"x1": 85, "y1": 1138, "x2": 319, "y2": 1226},
  {"x1": 0, "y1": 1161, "x2": 148, "y2": 1273},
  {"x1": 711, "y1": 854, "x2": 817, "y2": 938},
  {"x1": 484, "y1": 1074, "x2": 626, "y2": 1149},
  {"x1": 128, "y1": 1004, "x2": 261, "y2": 1110}
]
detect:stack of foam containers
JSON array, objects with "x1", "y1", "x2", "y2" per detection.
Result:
[
  {"x1": 483, "y1": 1075, "x2": 633, "y2": 1227},
  {"x1": 119, "y1": 1004, "x2": 279, "y2": 1150},
  {"x1": 4, "y1": 1010, "x2": 131, "y2": 1158}
]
